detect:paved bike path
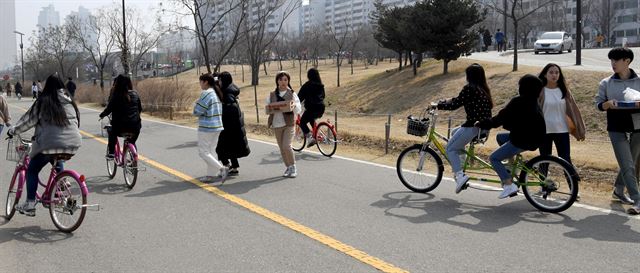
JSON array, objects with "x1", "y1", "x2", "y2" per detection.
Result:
[{"x1": 2, "y1": 98, "x2": 640, "y2": 272}]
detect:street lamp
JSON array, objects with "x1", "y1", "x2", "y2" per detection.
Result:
[{"x1": 13, "y1": 30, "x2": 24, "y2": 89}]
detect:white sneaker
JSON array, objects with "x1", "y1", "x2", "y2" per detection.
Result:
[
  {"x1": 16, "y1": 200, "x2": 36, "y2": 217},
  {"x1": 499, "y1": 183, "x2": 518, "y2": 199},
  {"x1": 454, "y1": 172, "x2": 470, "y2": 194},
  {"x1": 218, "y1": 167, "x2": 229, "y2": 183},
  {"x1": 306, "y1": 135, "x2": 317, "y2": 148},
  {"x1": 283, "y1": 166, "x2": 291, "y2": 177},
  {"x1": 288, "y1": 165, "x2": 297, "y2": 178}
]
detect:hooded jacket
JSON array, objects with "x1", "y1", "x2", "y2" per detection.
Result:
[
  {"x1": 477, "y1": 75, "x2": 546, "y2": 151},
  {"x1": 216, "y1": 83, "x2": 250, "y2": 159},
  {"x1": 297, "y1": 81, "x2": 325, "y2": 114}
]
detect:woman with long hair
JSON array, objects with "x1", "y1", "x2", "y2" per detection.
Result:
[
  {"x1": 193, "y1": 73, "x2": 228, "y2": 182},
  {"x1": 266, "y1": 71, "x2": 301, "y2": 177},
  {"x1": 297, "y1": 68, "x2": 326, "y2": 147},
  {"x1": 99, "y1": 74, "x2": 143, "y2": 158},
  {"x1": 436, "y1": 63, "x2": 494, "y2": 193},
  {"x1": 8, "y1": 74, "x2": 82, "y2": 216},
  {"x1": 215, "y1": 71, "x2": 250, "y2": 176}
]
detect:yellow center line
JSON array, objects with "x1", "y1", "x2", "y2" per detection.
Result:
[{"x1": 77, "y1": 130, "x2": 408, "y2": 273}]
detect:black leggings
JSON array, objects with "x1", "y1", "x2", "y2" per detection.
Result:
[
  {"x1": 300, "y1": 111, "x2": 321, "y2": 135},
  {"x1": 539, "y1": 133, "x2": 571, "y2": 164},
  {"x1": 108, "y1": 128, "x2": 140, "y2": 154}
]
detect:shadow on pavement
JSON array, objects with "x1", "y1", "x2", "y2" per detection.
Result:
[
  {"x1": 124, "y1": 179, "x2": 197, "y2": 198},
  {"x1": 84, "y1": 175, "x2": 131, "y2": 195},
  {"x1": 259, "y1": 151, "x2": 330, "y2": 165},
  {"x1": 220, "y1": 176, "x2": 288, "y2": 195},
  {"x1": 167, "y1": 141, "x2": 198, "y2": 150},
  {"x1": 0, "y1": 225, "x2": 73, "y2": 244},
  {"x1": 371, "y1": 191, "x2": 640, "y2": 243}
]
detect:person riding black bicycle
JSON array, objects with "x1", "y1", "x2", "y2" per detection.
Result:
[
  {"x1": 297, "y1": 68, "x2": 326, "y2": 147},
  {"x1": 7, "y1": 74, "x2": 82, "y2": 216},
  {"x1": 99, "y1": 75, "x2": 142, "y2": 159},
  {"x1": 476, "y1": 74, "x2": 546, "y2": 199}
]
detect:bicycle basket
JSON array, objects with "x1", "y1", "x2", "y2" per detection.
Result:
[
  {"x1": 406, "y1": 117, "x2": 429, "y2": 136},
  {"x1": 6, "y1": 138, "x2": 29, "y2": 162}
]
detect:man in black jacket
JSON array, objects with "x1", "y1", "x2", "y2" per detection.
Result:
[{"x1": 66, "y1": 77, "x2": 77, "y2": 98}]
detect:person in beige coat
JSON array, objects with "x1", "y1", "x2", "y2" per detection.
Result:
[{"x1": 0, "y1": 93, "x2": 10, "y2": 135}]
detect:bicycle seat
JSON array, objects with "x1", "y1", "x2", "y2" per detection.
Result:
[
  {"x1": 52, "y1": 153, "x2": 74, "y2": 161},
  {"x1": 119, "y1": 132, "x2": 136, "y2": 139},
  {"x1": 470, "y1": 130, "x2": 490, "y2": 144}
]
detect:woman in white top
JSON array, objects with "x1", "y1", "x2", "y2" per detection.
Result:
[
  {"x1": 266, "y1": 71, "x2": 301, "y2": 177},
  {"x1": 537, "y1": 63, "x2": 585, "y2": 166}
]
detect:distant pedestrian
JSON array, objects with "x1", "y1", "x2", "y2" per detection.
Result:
[
  {"x1": 595, "y1": 34, "x2": 604, "y2": 48},
  {"x1": 595, "y1": 47, "x2": 640, "y2": 214},
  {"x1": 266, "y1": 71, "x2": 301, "y2": 178},
  {"x1": 216, "y1": 71, "x2": 250, "y2": 176},
  {"x1": 0, "y1": 93, "x2": 10, "y2": 135},
  {"x1": 495, "y1": 29, "x2": 505, "y2": 52},
  {"x1": 14, "y1": 82, "x2": 22, "y2": 99},
  {"x1": 483, "y1": 29, "x2": 492, "y2": 52},
  {"x1": 31, "y1": 81, "x2": 39, "y2": 100},
  {"x1": 193, "y1": 73, "x2": 228, "y2": 182},
  {"x1": 5, "y1": 83, "x2": 11, "y2": 98},
  {"x1": 66, "y1": 77, "x2": 77, "y2": 98}
]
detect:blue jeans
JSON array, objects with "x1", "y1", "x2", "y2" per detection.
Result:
[
  {"x1": 609, "y1": 132, "x2": 640, "y2": 202},
  {"x1": 446, "y1": 126, "x2": 479, "y2": 173},
  {"x1": 490, "y1": 133, "x2": 524, "y2": 181},
  {"x1": 26, "y1": 153, "x2": 64, "y2": 201}
]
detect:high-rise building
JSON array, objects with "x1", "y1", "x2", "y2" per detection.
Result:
[
  {"x1": 66, "y1": 6, "x2": 97, "y2": 51},
  {"x1": 0, "y1": 0, "x2": 17, "y2": 70},
  {"x1": 38, "y1": 4, "x2": 60, "y2": 29}
]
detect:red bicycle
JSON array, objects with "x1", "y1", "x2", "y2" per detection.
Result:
[
  {"x1": 292, "y1": 114, "x2": 338, "y2": 157},
  {"x1": 5, "y1": 134, "x2": 94, "y2": 233}
]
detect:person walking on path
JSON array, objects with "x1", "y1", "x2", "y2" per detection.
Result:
[
  {"x1": 66, "y1": 77, "x2": 77, "y2": 98},
  {"x1": 297, "y1": 68, "x2": 326, "y2": 148},
  {"x1": 595, "y1": 47, "x2": 640, "y2": 214},
  {"x1": 436, "y1": 63, "x2": 493, "y2": 193},
  {"x1": 215, "y1": 71, "x2": 250, "y2": 176},
  {"x1": 31, "y1": 81, "x2": 39, "y2": 100},
  {"x1": 7, "y1": 74, "x2": 82, "y2": 216},
  {"x1": 99, "y1": 75, "x2": 142, "y2": 159},
  {"x1": 495, "y1": 29, "x2": 505, "y2": 52},
  {"x1": 0, "y1": 93, "x2": 10, "y2": 135},
  {"x1": 194, "y1": 73, "x2": 228, "y2": 182},
  {"x1": 483, "y1": 29, "x2": 492, "y2": 52},
  {"x1": 266, "y1": 71, "x2": 301, "y2": 178},
  {"x1": 14, "y1": 82, "x2": 22, "y2": 99},
  {"x1": 5, "y1": 82, "x2": 11, "y2": 98}
]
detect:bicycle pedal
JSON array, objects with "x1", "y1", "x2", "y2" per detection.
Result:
[
  {"x1": 462, "y1": 183, "x2": 469, "y2": 190},
  {"x1": 509, "y1": 192, "x2": 518, "y2": 198}
]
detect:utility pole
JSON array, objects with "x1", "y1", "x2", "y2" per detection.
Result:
[
  {"x1": 503, "y1": 0, "x2": 508, "y2": 44},
  {"x1": 576, "y1": 0, "x2": 582, "y2": 65},
  {"x1": 121, "y1": 0, "x2": 130, "y2": 75},
  {"x1": 13, "y1": 31, "x2": 24, "y2": 89}
]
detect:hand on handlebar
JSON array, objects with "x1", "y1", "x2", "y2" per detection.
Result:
[{"x1": 429, "y1": 102, "x2": 438, "y2": 109}]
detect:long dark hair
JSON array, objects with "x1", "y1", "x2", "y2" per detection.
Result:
[
  {"x1": 465, "y1": 63, "x2": 493, "y2": 107},
  {"x1": 538, "y1": 63, "x2": 568, "y2": 99},
  {"x1": 112, "y1": 74, "x2": 134, "y2": 102},
  {"x1": 29, "y1": 74, "x2": 80, "y2": 126},
  {"x1": 275, "y1": 71, "x2": 293, "y2": 92},
  {"x1": 220, "y1": 71, "x2": 233, "y2": 90},
  {"x1": 307, "y1": 68, "x2": 322, "y2": 84},
  {"x1": 199, "y1": 73, "x2": 222, "y2": 100}
]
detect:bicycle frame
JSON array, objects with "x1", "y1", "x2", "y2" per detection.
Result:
[
  {"x1": 419, "y1": 109, "x2": 540, "y2": 186},
  {"x1": 295, "y1": 114, "x2": 337, "y2": 139}
]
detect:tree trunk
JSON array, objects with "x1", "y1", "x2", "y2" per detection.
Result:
[
  {"x1": 513, "y1": 20, "x2": 519, "y2": 72},
  {"x1": 336, "y1": 55, "x2": 341, "y2": 87},
  {"x1": 263, "y1": 62, "x2": 268, "y2": 76},
  {"x1": 397, "y1": 52, "x2": 402, "y2": 71},
  {"x1": 299, "y1": 59, "x2": 302, "y2": 86},
  {"x1": 350, "y1": 56, "x2": 354, "y2": 75},
  {"x1": 241, "y1": 63, "x2": 245, "y2": 83},
  {"x1": 443, "y1": 60, "x2": 449, "y2": 75},
  {"x1": 253, "y1": 84, "x2": 259, "y2": 124}
]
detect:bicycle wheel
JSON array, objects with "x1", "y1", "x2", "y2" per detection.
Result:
[
  {"x1": 519, "y1": 155, "x2": 579, "y2": 213},
  {"x1": 123, "y1": 145, "x2": 138, "y2": 189},
  {"x1": 316, "y1": 123, "x2": 337, "y2": 157},
  {"x1": 106, "y1": 147, "x2": 117, "y2": 179},
  {"x1": 292, "y1": 125, "x2": 306, "y2": 152},
  {"x1": 49, "y1": 173, "x2": 87, "y2": 233},
  {"x1": 396, "y1": 145, "x2": 444, "y2": 193},
  {"x1": 5, "y1": 170, "x2": 23, "y2": 220}
]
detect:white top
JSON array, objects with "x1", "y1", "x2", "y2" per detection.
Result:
[
  {"x1": 542, "y1": 87, "x2": 568, "y2": 133},
  {"x1": 265, "y1": 89, "x2": 302, "y2": 128}
]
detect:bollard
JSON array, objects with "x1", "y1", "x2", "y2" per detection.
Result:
[
  {"x1": 447, "y1": 117, "x2": 452, "y2": 139},
  {"x1": 169, "y1": 105, "x2": 173, "y2": 120},
  {"x1": 385, "y1": 114, "x2": 391, "y2": 154}
]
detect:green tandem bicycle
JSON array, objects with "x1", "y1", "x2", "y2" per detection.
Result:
[{"x1": 396, "y1": 106, "x2": 580, "y2": 213}]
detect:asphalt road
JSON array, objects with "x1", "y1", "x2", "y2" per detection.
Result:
[
  {"x1": 466, "y1": 47, "x2": 640, "y2": 72},
  {"x1": 1, "y1": 97, "x2": 639, "y2": 272}
]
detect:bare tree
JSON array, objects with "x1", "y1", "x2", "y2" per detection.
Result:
[
  {"x1": 485, "y1": 0, "x2": 555, "y2": 71},
  {"x1": 243, "y1": 0, "x2": 301, "y2": 123},
  {"x1": 326, "y1": 18, "x2": 351, "y2": 87},
  {"x1": 41, "y1": 25, "x2": 82, "y2": 78},
  {"x1": 346, "y1": 25, "x2": 364, "y2": 75},
  {"x1": 24, "y1": 32, "x2": 52, "y2": 81},
  {"x1": 67, "y1": 8, "x2": 116, "y2": 94},
  {"x1": 591, "y1": 0, "x2": 617, "y2": 46}
]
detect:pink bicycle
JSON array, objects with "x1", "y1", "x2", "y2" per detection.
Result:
[
  {"x1": 5, "y1": 134, "x2": 93, "y2": 233},
  {"x1": 102, "y1": 116, "x2": 140, "y2": 189}
]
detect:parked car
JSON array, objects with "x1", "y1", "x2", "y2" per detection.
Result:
[{"x1": 534, "y1": 31, "x2": 573, "y2": 54}]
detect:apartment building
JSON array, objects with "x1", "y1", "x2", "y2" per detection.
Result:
[{"x1": 37, "y1": 4, "x2": 60, "y2": 29}]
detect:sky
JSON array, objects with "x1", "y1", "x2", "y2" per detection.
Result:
[{"x1": 15, "y1": 0, "x2": 179, "y2": 46}]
